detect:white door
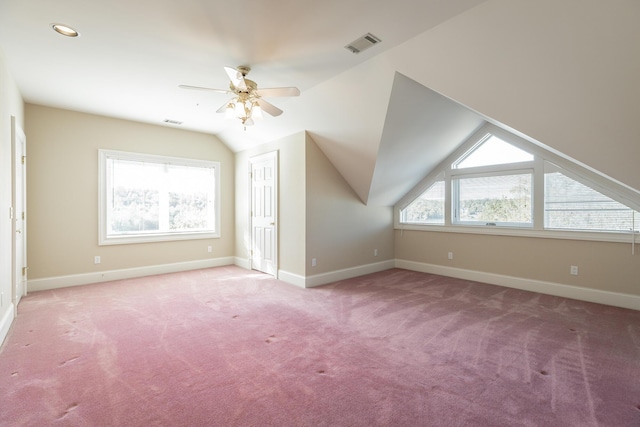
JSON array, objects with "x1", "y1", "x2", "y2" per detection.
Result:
[
  {"x1": 11, "y1": 117, "x2": 27, "y2": 312},
  {"x1": 249, "y1": 151, "x2": 278, "y2": 276}
]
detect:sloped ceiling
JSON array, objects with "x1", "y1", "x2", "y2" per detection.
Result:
[
  {"x1": 2, "y1": 0, "x2": 639, "y2": 208},
  {"x1": 368, "y1": 73, "x2": 485, "y2": 206},
  {"x1": 309, "y1": 0, "x2": 640, "y2": 206},
  {"x1": 0, "y1": 0, "x2": 486, "y2": 147}
]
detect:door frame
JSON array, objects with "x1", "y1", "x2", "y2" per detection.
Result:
[
  {"x1": 249, "y1": 151, "x2": 278, "y2": 278},
  {"x1": 11, "y1": 116, "x2": 27, "y2": 316}
]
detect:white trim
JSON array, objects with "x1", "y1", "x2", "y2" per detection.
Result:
[
  {"x1": 0, "y1": 303, "x2": 15, "y2": 346},
  {"x1": 394, "y1": 224, "x2": 640, "y2": 244},
  {"x1": 277, "y1": 270, "x2": 306, "y2": 288},
  {"x1": 248, "y1": 151, "x2": 279, "y2": 277},
  {"x1": 27, "y1": 257, "x2": 235, "y2": 292},
  {"x1": 395, "y1": 259, "x2": 640, "y2": 311},
  {"x1": 284, "y1": 260, "x2": 396, "y2": 288},
  {"x1": 11, "y1": 116, "x2": 27, "y2": 312},
  {"x1": 234, "y1": 257, "x2": 251, "y2": 270},
  {"x1": 395, "y1": 121, "x2": 640, "y2": 240},
  {"x1": 98, "y1": 149, "x2": 221, "y2": 245}
]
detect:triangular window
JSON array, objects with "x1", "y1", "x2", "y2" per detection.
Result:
[
  {"x1": 397, "y1": 123, "x2": 640, "y2": 240},
  {"x1": 401, "y1": 179, "x2": 444, "y2": 224},
  {"x1": 545, "y1": 164, "x2": 640, "y2": 232},
  {"x1": 453, "y1": 134, "x2": 533, "y2": 169}
]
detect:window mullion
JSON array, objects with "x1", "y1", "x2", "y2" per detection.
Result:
[
  {"x1": 445, "y1": 170, "x2": 453, "y2": 226},
  {"x1": 158, "y1": 164, "x2": 170, "y2": 232},
  {"x1": 98, "y1": 149, "x2": 220, "y2": 245},
  {"x1": 533, "y1": 157, "x2": 544, "y2": 230}
]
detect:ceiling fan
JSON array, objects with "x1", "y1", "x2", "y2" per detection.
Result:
[{"x1": 179, "y1": 66, "x2": 300, "y2": 128}]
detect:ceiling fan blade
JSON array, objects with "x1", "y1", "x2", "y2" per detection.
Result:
[
  {"x1": 255, "y1": 87, "x2": 300, "y2": 98},
  {"x1": 257, "y1": 99, "x2": 283, "y2": 117},
  {"x1": 224, "y1": 66, "x2": 247, "y2": 91},
  {"x1": 178, "y1": 84, "x2": 230, "y2": 94}
]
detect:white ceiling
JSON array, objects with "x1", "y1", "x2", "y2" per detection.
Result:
[{"x1": 0, "y1": 0, "x2": 487, "y2": 205}]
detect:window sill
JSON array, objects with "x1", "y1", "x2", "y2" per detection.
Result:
[
  {"x1": 99, "y1": 231, "x2": 220, "y2": 246},
  {"x1": 395, "y1": 223, "x2": 638, "y2": 244}
]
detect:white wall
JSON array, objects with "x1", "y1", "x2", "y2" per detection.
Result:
[{"x1": 0, "y1": 47, "x2": 24, "y2": 344}]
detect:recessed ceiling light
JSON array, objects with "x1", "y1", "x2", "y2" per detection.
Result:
[{"x1": 52, "y1": 23, "x2": 79, "y2": 37}]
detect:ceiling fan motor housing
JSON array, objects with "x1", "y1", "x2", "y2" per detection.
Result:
[{"x1": 237, "y1": 66, "x2": 251, "y2": 76}]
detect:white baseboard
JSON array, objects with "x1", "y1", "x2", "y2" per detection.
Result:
[
  {"x1": 27, "y1": 257, "x2": 236, "y2": 292},
  {"x1": 234, "y1": 257, "x2": 251, "y2": 270},
  {"x1": 277, "y1": 270, "x2": 306, "y2": 288},
  {"x1": 395, "y1": 259, "x2": 640, "y2": 311},
  {"x1": 277, "y1": 260, "x2": 395, "y2": 289},
  {"x1": 27, "y1": 256, "x2": 635, "y2": 311},
  {"x1": 0, "y1": 303, "x2": 15, "y2": 347}
]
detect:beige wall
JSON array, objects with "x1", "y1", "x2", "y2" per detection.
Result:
[
  {"x1": 235, "y1": 132, "x2": 395, "y2": 279},
  {"x1": 305, "y1": 134, "x2": 393, "y2": 275},
  {"x1": 390, "y1": 0, "x2": 640, "y2": 194},
  {"x1": 235, "y1": 132, "x2": 306, "y2": 276},
  {"x1": 25, "y1": 104, "x2": 234, "y2": 280},
  {"x1": 395, "y1": 230, "x2": 640, "y2": 296},
  {"x1": 8, "y1": 0, "x2": 638, "y2": 307},
  {"x1": 0, "y1": 48, "x2": 24, "y2": 337},
  {"x1": 388, "y1": 0, "x2": 640, "y2": 300}
]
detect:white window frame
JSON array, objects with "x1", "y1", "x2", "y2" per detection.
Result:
[
  {"x1": 396, "y1": 123, "x2": 640, "y2": 243},
  {"x1": 400, "y1": 174, "x2": 445, "y2": 225},
  {"x1": 543, "y1": 162, "x2": 639, "y2": 233},
  {"x1": 451, "y1": 166, "x2": 535, "y2": 228},
  {"x1": 98, "y1": 149, "x2": 220, "y2": 245}
]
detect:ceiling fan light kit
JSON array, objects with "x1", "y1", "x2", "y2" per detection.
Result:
[
  {"x1": 225, "y1": 100, "x2": 262, "y2": 126},
  {"x1": 180, "y1": 65, "x2": 299, "y2": 130}
]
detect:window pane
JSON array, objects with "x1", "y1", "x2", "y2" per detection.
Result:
[
  {"x1": 545, "y1": 172, "x2": 639, "y2": 232},
  {"x1": 167, "y1": 165, "x2": 215, "y2": 231},
  {"x1": 401, "y1": 181, "x2": 445, "y2": 224},
  {"x1": 105, "y1": 156, "x2": 216, "y2": 238},
  {"x1": 108, "y1": 159, "x2": 161, "y2": 234},
  {"x1": 456, "y1": 173, "x2": 532, "y2": 225},
  {"x1": 454, "y1": 135, "x2": 533, "y2": 169}
]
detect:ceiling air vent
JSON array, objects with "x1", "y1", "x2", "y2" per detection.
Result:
[
  {"x1": 345, "y1": 33, "x2": 381, "y2": 54},
  {"x1": 163, "y1": 119, "x2": 183, "y2": 125}
]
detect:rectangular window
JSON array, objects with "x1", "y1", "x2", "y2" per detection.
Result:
[
  {"x1": 99, "y1": 150, "x2": 220, "y2": 245},
  {"x1": 453, "y1": 172, "x2": 532, "y2": 226}
]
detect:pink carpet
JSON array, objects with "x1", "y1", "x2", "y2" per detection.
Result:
[{"x1": 1, "y1": 266, "x2": 639, "y2": 426}]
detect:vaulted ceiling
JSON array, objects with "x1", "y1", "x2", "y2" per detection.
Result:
[
  {"x1": 2, "y1": 0, "x2": 639, "y2": 206},
  {"x1": 0, "y1": 0, "x2": 488, "y2": 206}
]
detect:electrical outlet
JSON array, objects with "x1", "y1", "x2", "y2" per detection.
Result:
[
  {"x1": 570, "y1": 265, "x2": 578, "y2": 275},
  {"x1": 311, "y1": 258, "x2": 317, "y2": 267},
  {"x1": 374, "y1": 249, "x2": 378, "y2": 257},
  {"x1": 448, "y1": 252, "x2": 454, "y2": 260},
  {"x1": 94, "y1": 256, "x2": 101, "y2": 264}
]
